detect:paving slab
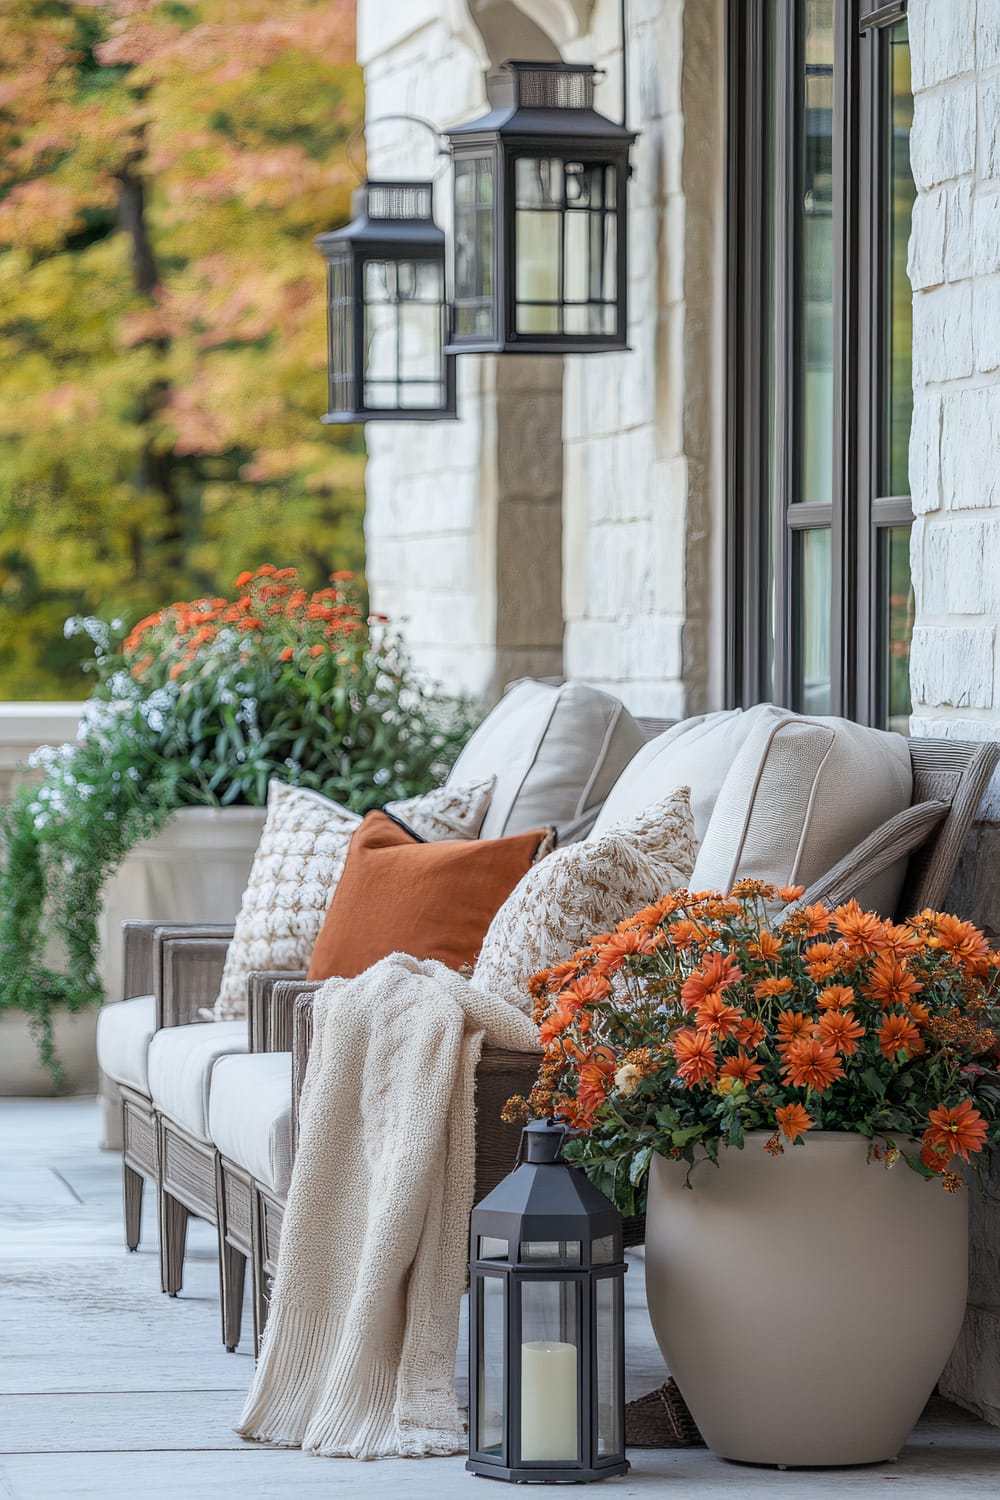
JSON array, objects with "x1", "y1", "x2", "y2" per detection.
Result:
[{"x1": 1, "y1": 1096, "x2": 998, "y2": 1499}]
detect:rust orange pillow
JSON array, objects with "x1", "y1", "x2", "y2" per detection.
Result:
[{"x1": 306, "y1": 811, "x2": 553, "y2": 980}]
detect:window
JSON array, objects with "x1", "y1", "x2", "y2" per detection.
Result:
[{"x1": 727, "y1": 0, "x2": 914, "y2": 729}]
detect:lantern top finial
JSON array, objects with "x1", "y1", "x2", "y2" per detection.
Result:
[{"x1": 521, "y1": 1118, "x2": 569, "y2": 1165}]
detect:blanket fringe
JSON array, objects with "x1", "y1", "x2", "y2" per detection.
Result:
[{"x1": 237, "y1": 1305, "x2": 465, "y2": 1459}]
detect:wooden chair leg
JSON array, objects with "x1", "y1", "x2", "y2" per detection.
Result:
[
  {"x1": 123, "y1": 1161, "x2": 144, "y2": 1252},
  {"x1": 220, "y1": 1241, "x2": 246, "y2": 1353},
  {"x1": 158, "y1": 1187, "x2": 189, "y2": 1296},
  {"x1": 250, "y1": 1185, "x2": 269, "y2": 1358}
]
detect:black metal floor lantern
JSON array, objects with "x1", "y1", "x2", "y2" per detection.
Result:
[
  {"x1": 315, "y1": 177, "x2": 457, "y2": 422},
  {"x1": 444, "y1": 61, "x2": 636, "y2": 355},
  {"x1": 467, "y1": 1120, "x2": 629, "y2": 1484}
]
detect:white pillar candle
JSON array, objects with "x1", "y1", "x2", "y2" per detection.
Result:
[{"x1": 520, "y1": 1340, "x2": 579, "y2": 1461}]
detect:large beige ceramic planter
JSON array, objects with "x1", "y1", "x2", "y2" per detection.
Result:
[{"x1": 645, "y1": 1132, "x2": 968, "y2": 1467}]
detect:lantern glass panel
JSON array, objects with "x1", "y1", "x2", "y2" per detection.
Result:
[
  {"x1": 362, "y1": 257, "x2": 447, "y2": 410},
  {"x1": 476, "y1": 1274, "x2": 506, "y2": 1456},
  {"x1": 478, "y1": 1236, "x2": 509, "y2": 1261},
  {"x1": 519, "y1": 1240, "x2": 581, "y2": 1265},
  {"x1": 595, "y1": 1276, "x2": 623, "y2": 1459},
  {"x1": 519, "y1": 1279, "x2": 581, "y2": 1464},
  {"x1": 454, "y1": 155, "x2": 495, "y2": 338},
  {"x1": 591, "y1": 1235, "x2": 617, "y2": 1267},
  {"x1": 326, "y1": 253, "x2": 353, "y2": 415},
  {"x1": 512, "y1": 153, "x2": 620, "y2": 339}
]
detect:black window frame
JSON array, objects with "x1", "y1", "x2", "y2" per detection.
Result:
[{"x1": 726, "y1": 0, "x2": 913, "y2": 726}]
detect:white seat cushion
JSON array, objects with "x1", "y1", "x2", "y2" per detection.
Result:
[
  {"x1": 591, "y1": 708, "x2": 749, "y2": 844},
  {"x1": 209, "y1": 1052, "x2": 293, "y2": 1196},
  {"x1": 96, "y1": 995, "x2": 156, "y2": 1094},
  {"x1": 147, "y1": 1021, "x2": 249, "y2": 1142},
  {"x1": 691, "y1": 706, "x2": 912, "y2": 914},
  {"x1": 447, "y1": 679, "x2": 646, "y2": 841}
]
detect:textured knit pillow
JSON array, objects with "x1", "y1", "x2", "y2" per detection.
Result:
[
  {"x1": 307, "y1": 811, "x2": 555, "y2": 980},
  {"x1": 209, "y1": 778, "x2": 495, "y2": 1019},
  {"x1": 472, "y1": 786, "x2": 696, "y2": 1012}
]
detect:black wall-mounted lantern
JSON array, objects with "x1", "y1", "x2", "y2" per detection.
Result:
[
  {"x1": 467, "y1": 1120, "x2": 629, "y2": 1484},
  {"x1": 444, "y1": 62, "x2": 636, "y2": 355},
  {"x1": 315, "y1": 179, "x2": 457, "y2": 422}
]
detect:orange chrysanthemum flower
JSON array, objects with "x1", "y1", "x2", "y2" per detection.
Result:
[
  {"x1": 877, "y1": 1012, "x2": 925, "y2": 1061},
  {"x1": 816, "y1": 1009, "x2": 865, "y2": 1057},
  {"x1": 776, "y1": 884, "x2": 806, "y2": 904},
  {"x1": 932, "y1": 913, "x2": 990, "y2": 967},
  {"x1": 278, "y1": 646, "x2": 294, "y2": 662},
  {"x1": 800, "y1": 903, "x2": 834, "y2": 938},
  {"x1": 749, "y1": 929, "x2": 783, "y2": 962},
  {"x1": 576, "y1": 1053, "x2": 617, "y2": 1123},
  {"x1": 680, "y1": 951, "x2": 743, "y2": 1009},
  {"x1": 833, "y1": 899, "x2": 886, "y2": 957},
  {"x1": 923, "y1": 1100, "x2": 989, "y2": 1164},
  {"x1": 754, "y1": 975, "x2": 794, "y2": 1000},
  {"x1": 816, "y1": 984, "x2": 856, "y2": 1011},
  {"x1": 776, "y1": 1008, "x2": 813, "y2": 1045},
  {"x1": 562, "y1": 973, "x2": 611, "y2": 1006},
  {"x1": 863, "y1": 954, "x2": 923, "y2": 1009},
  {"x1": 776, "y1": 1102, "x2": 814, "y2": 1142},
  {"x1": 781, "y1": 1037, "x2": 845, "y2": 1091},
  {"x1": 694, "y1": 993, "x2": 744, "y2": 1040},
  {"x1": 594, "y1": 928, "x2": 661, "y2": 975},
  {"x1": 671, "y1": 1028, "x2": 718, "y2": 1087},
  {"x1": 720, "y1": 1049, "x2": 763, "y2": 1085},
  {"x1": 667, "y1": 919, "x2": 707, "y2": 949},
  {"x1": 734, "y1": 1015, "x2": 767, "y2": 1049}
]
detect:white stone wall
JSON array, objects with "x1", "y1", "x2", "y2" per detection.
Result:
[
  {"x1": 908, "y1": 0, "x2": 1000, "y2": 1427},
  {"x1": 908, "y1": 0, "x2": 1000, "y2": 766},
  {"x1": 561, "y1": 0, "x2": 726, "y2": 720},
  {"x1": 359, "y1": 7, "x2": 498, "y2": 699},
  {"x1": 357, "y1": 0, "x2": 727, "y2": 715}
]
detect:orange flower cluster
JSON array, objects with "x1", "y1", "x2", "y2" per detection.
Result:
[
  {"x1": 121, "y1": 566, "x2": 371, "y2": 686},
  {"x1": 515, "y1": 883, "x2": 1000, "y2": 1191}
]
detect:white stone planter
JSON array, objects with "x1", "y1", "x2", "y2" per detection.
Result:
[
  {"x1": 97, "y1": 804, "x2": 266, "y2": 1002},
  {"x1": 0, "y1": 1009, "x2": 99, "y2": 1096},
  {"x1": 1, "y1": 805, "x2": 265, "y2": 1099},
  {"x1": 645, "y1": 1132, "x2": 969, "y2": 1466}
]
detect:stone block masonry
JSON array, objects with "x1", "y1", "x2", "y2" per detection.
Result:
[{"x1": 908, "y1": 0, "x2": 1000, "y2": 1427}]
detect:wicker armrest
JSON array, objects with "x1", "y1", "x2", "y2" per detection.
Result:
[
  {"x1": 155, "y1": 928, "x2": 234, "y2": 1029},
  {"x1": 788, "y1": 799, "x2": 951, "y2": 918},
  {"x1": 247, "y1": 970, "x2": 308, "y2": 1053},
  {"x1": 120, "y1": 920, "x2": 232, "y2": 1000}
]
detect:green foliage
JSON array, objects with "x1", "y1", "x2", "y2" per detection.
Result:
[
  {"x1": 0, "y1": 571, "x2": 479, "y2": 1082},
  {"x1": 0, "y1": 0, "x2": 365, "y2": 698}
]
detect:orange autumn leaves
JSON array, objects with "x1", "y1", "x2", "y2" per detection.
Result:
[
  {"x1": 123, "y1": 565, "x2": 368, "y2": 686},
  {"x1": 511, "y1": 882, "x2": 1000, "y2": 1189}
]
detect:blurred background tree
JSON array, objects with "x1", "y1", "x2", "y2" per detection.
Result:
[{"x1": 0, "y1": 0, "x2": 364, "y2": 699}]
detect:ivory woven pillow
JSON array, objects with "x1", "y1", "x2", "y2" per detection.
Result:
[
  {"x1": 472, "y1": 786, "x2": 696, "y2": 1012},
  {"x1": 209, "y1": 777, "x2": 495, "y2": 1020}
]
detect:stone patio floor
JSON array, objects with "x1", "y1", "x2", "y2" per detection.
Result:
[{"x1": 2, "y1": 1096, "x2": 1000, "y2": 1499}]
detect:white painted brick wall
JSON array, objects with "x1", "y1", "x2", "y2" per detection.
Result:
[{"x1": 909, "y1": 0, "x2": 1000, "y2": 747}]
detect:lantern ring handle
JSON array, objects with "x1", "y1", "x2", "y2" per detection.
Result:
[{"x1": 346, "y1": 114, "x2": 450, "y2": 185}]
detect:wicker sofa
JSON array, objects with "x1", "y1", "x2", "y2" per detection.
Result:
[{"x1": 101, "y1": 691, "x2": 999, "y2": 1352}]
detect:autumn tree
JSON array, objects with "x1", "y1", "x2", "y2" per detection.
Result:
[{"x1": 0, "y1": 0, "x2": 364, "y2": 698}]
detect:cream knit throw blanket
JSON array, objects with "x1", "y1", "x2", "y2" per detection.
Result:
[{"x1": 237, "y1": 953, "x2": 540, "y2": 1459}]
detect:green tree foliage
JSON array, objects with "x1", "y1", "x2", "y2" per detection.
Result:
[{"x1": 0, "y1": 0, "x2": 365, "y2": 699}]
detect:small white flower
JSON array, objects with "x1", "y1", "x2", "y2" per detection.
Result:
[{"x1": 614, "y1": 1064, "x2": 641, "y2": 1097}]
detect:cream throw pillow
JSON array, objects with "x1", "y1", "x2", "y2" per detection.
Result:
[
  {"x1": 472, "y1": 786, "x2": 696, "y2": 1012},
  {"x1": 210, "y1": 777, "x2": 495, "y2": 1020}
]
